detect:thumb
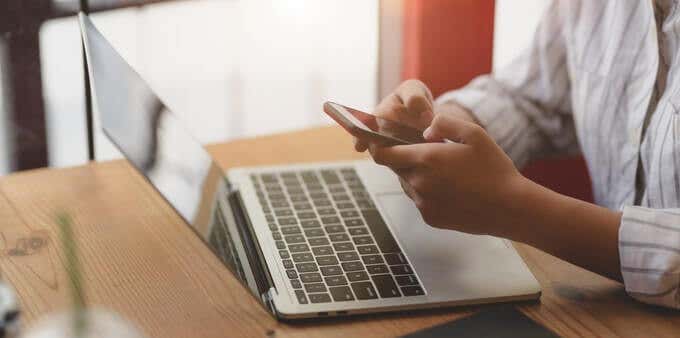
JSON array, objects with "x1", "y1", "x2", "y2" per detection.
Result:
[{"x1": 423, "y1": 114, "x2": 487, "y2": 146}]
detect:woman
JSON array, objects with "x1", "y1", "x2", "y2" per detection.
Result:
[{"x1": 357, "y1": 0, "x2": 680, "y2": 309}]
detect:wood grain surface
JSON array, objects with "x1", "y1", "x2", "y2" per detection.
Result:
[{"x1": 1, "y1": 126, "x2": 678, "y2": 337}]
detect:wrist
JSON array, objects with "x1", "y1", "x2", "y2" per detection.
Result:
[{"x1": 496, "y1": 174, "x2": 554, "y2": 243}]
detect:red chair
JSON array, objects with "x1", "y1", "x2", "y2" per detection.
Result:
[{"x1": 402, "y1": 0, "x2": 593, "y2": 202}]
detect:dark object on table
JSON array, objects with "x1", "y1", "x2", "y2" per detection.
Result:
[
  {"x1": 402, "y1": 306, "x2": 559, "y2": 338},
  {"x1": 0, "y1": 280, "x2": 20, "y2": 338}
]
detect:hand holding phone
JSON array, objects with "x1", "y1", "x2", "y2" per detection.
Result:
[{"x1": 323, "y1": 101, "x2": 427, "y2": 146}]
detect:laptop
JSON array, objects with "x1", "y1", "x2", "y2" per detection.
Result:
[{"x1": 78, "y1": 13, "x2": 540, "y2": 320}]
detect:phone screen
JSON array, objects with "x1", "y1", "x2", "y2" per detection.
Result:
[{"x1": 325, "y1": 102, "x2": 426, "y2": 145}]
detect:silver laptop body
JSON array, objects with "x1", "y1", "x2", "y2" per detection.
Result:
[{"x1": 79, "y1": 13, "x2": 540, "y2": 320}]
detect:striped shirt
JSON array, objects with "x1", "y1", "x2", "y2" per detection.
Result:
[{"x1": 437, "y1": 0, "x2": 680, "y2": 309}]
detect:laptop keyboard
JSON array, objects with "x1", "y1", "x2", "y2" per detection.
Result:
[{"x1": 251, "y1": 167, "x2": 425, "y2": 305}]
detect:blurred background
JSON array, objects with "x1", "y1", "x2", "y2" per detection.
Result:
[{"x1": 0, "y1": 0, "x2": 548, "y2": 175}]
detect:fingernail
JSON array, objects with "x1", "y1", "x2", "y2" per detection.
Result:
[{"x1": 423, "y1": 126, "x2": 433, "y2": 139}]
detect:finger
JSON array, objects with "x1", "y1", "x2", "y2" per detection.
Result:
[
  {"x1": 423, "y1": 114, "x2": 488, "y2": 146},
  {"x1": 353, "y1": 137, "x2": 368, "y2": 152},
  {"x1": 398, "y1": 176, "x2": 423, "y2": 206},
  {"x1": 374, "y1": 93, "x2": 414, "y2": 126},
  {"x1": 369, "y1": 143, "x2": 440, "y2": 169},
  {"x1": 395, "y1": 80, "x2": 434, "y2": 115}
]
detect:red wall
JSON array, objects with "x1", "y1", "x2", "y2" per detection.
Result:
[{"x1": 401, "y1": 0, "x2": 593, "y2": 202}]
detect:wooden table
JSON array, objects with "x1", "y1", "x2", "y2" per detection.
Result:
[{"x1": 1, "y1": 126, "x2": 678, "y2": 337}]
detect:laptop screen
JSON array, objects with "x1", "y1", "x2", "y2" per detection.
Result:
[{"x1": 78, "y1": 13, "x2": 269, "y2": 303}]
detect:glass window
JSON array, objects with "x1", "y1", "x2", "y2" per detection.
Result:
[{"x1": 38, "y1": 0, "x2": 379, "y2": 165}]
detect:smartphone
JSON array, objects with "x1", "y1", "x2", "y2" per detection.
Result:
[{"x1": 323, "y1": 101, "x2": 426, "y2": 146}]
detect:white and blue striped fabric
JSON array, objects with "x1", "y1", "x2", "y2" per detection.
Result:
[{"x1": 438, "y1": 0, "x2": 680, "y2": 309}]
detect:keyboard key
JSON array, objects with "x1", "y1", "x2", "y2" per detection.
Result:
[
  {"x1": 357, "y1": 245, "x2": 379, "y2": 255},
  {"x1": 329, "y1": 186, "x2": 346, "y2": 194},
  {"x1": 309, "y1": 293, "x2": 332, "y2": 303},
  {"x1": 390, "y1": 265, "x2": 413, "y2": 275},
  {"x1": 297, "y1": 212, "x2": 316, "y2": 219},
  {"x1": 320, "y1": 265, "x2": 343, "y2": 276},
  {"x1": 275, "y1": 241, "x2": 286, "y2": 250},
  {"x1": 353, "y1": 236, "x2": 373, "y2": 245},
  {"x1": 274, "y1": 209, "x2": 293, "y2": 217},
  {"x1": 292, "y1": 252, "x2": 314, "y2": 262},
  {"x1": 278, "y1": 218, "x2": 298, "y2": 226},
  {"x1": 304, "y1": 283, "x2": 327, "y2": 293},
  {"x1": 296, "y1": 262, "x2": 319, "y2": 273},
  {"x1": 401, "y1": 286, "x2": 425, "y2": 296},
  {"x1": 329, "y1": 286, "x2": 355, "y2": 302},
  {"x1": 289, "y1": 195, "x2": 307, "y2": 203},
  {"x1": 362, "y1": 210, "x2": 400, "y2": 253},
  {"x1": 283, "y1": 180, "x2": 301, "y2": 188},
  {"x1": 301, "y1": 219, "x2": 321, "y2": 228},
  {"x1": 332, "y1": 194, "x2": 350, "y2": 201},
  {"x1": 372, "y1": 274, "x2": 401, "y2": 298},
  {"x1": 301, "y1": 171, "x2": 318, "y2": 181},
  {"x1": 317, "y1": 208, "x2": 336, "y2": 216},
  {"x1": 300, "y1": 273, "x2": 322, "y2": 283},
  {"x1": 305, "y1": 228, "x2": 325, "y2": 237},
  {"x1": 306, "y1": 184, "x2": 324, "y2": 191},
  {"x1": 384, "y1": 253, "x2": 407, "y2": 265},
  {"x1": 284, "y1": 234, "x2": 305, "y2": 243},
  {"x1": 336, "y1": 202, "x2": 355, "y2": 209},
  {"x1": 321, "y1": 216, "x2": 341, "y2": 225},
  {"x1": 328, "y1": 233, "x2": 350, "y2": 242},
  {"x1": 260, "y1": 174, "x2": 277, "y2": 182},
  {"x1": 341, "y1": 261, "x2": 364, "y2": 272},
  {"x1": 340, "y1": 210, "x2": 360, "y2": 218},
  {"x1": 287, "y1": 187, "x2": 305, "y2": 195},
  {"x1": 310, "y1": 192, "x2": 329, "y2": 199},
  {"x1": 280, "y1": 250, "x2": 290, "y2": 259},
  {"x1": 348, "y1": 227, "x2": 369, "y2": 236},
  {"x1": 295, "y1": 290, "x2": 308, "y2": 304},
  {"x1": 324, "y1": 275, "x2": 348, "y2": 286},
  {"x1": 355, "y1": 199, "x2": 375, "y2": 210},
  {"x1": 272, "y1": 232, "x2": 282, "y2": 241},
  {"x1": 313, "y1": 199, "x2": 332, "y2": 207},
  {"x1": 286, "y1": 269, "x2": 298, "y2": 279},
  {"x1": 282, "y1": 259, "x2": 294, "y2": 269},
  {"x1": 308, "y1": 237, "x2": 329, "y2": 246},
  {"x1": 325, "y1": 225, "x2": 345, "y2": 233},
  {"x1": 288, "y1": 244, "x2": 309, "y2": 252},
  {"x1": 337, "y1": 252, "x2": 360, "y2": 261},
  {"x1": 316, "y1": 256, "x2": 339, "y2": 266},
  {"x1": 367, "y1": 264, "x2": 389, "y2": 274},
  {"x1": 344, "y1": 219, "x2": 364, "y2": 227},
  {"x1": 291, "y1": 279, "x2": 302, "y2": 289},
  {"x1": 395, "y1": 275, "x2": 419, "y2": 286},
  {"x1": 320, "y1": 170, "x2": 341, "y2": 184},
  {"x1": 281, "y1": 227, "x2": 301, "y2": 235},
  {"x1": 347, "y1": 271, "x2": 370, "y2": 282},
  {"x1": 312, "y1": 246, "x2": 333, "y2": 256},
  {"x1": 361, "y1": 255, "x2": 384, "y2": 265},
  {"x1": 333, "y1": 242, "x2": 355, "y2": 252},
  {"x1": 351, "y1": 281, "x2": 378, "y2": 300},
  {"x1": 265, "y1": 214, "x2": 275, "y2": 222},
  {"x1": 268, "y1": 193, "x2": 285, "y2": 200},
  {"x1": 270, "y1": 201, "x2": 289, "y2": 208},
  {"x1": 294, "y1": 203, "x2": 313, "y2": 210}
]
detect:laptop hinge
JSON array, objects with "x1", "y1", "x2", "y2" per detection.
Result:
[{"x1": 225, "y1": 187, "x2": 278, "y2": 314}]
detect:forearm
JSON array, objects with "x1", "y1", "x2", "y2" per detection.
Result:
[{"x1": 504, "y1": 176, "x2": 623, "y2": 282}]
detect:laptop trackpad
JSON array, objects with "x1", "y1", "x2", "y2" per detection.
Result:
[{"x1": 375, "y1": 193, "x2": 538, "y2": 301}]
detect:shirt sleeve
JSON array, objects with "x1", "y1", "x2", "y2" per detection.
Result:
[
  {"x1": 435, "y1": 0, "x2": 579, "y2": 168},
  {"x1": 619, "y1": 206, "x2": 680, "y2": 309}
]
